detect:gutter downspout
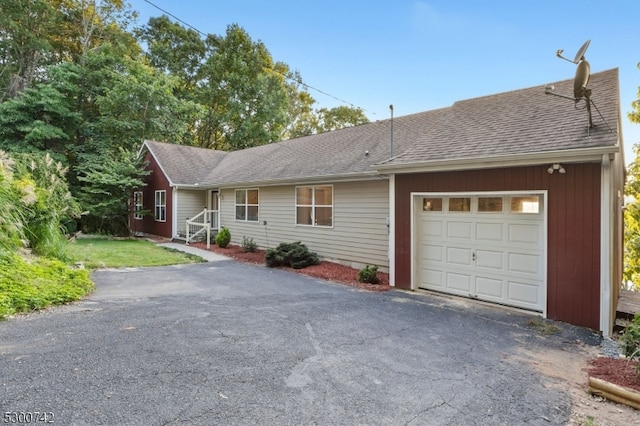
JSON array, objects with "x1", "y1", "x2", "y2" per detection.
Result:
[
  {"x1": 388, "y1": 175, "x2": 395, "y2": 286},
  {"x1": 172, "y1": 186, "x2": 179, "y2": 239},
  {"x1": 600, "y1": 154, "x2": 612, "y2": 337}
]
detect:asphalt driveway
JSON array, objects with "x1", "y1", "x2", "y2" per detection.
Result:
[{"x1": 1, "y1": 255, "x2": 601, "y2": 425}]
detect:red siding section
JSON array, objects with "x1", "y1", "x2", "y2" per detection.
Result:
[
  {"x1": 129, "y1": 151, "x2": 173, "y2": 238},
  {"x1": 395, "y1": 163, "x2": 601, "y2": 330}
]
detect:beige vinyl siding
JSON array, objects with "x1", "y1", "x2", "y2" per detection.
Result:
[
  {"x1": 176, "y1": 189, "x2": 207, "y2": 235},
  {"x1": 220, "y1": 180, "x2": 390, "y2": 271}
]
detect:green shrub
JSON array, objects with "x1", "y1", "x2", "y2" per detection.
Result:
[
  {"x1": 242, "y1": 236, "x2": 257, "y2": 253},
  {"x1": 358, "y1": 265, "x2": 379, "y2": 284},
  {"x1": 0, "y1": 252, "x2": 94, "y2": 319},
  {"x1": 620, "y1": 314, "x2": 640, "y2": 377},
  {"x1": 215, "y1": 227, "x2": 231, "y2": 248},
  {"x1": 265, "y1": 241, "x2": 319, "y2": 269}
]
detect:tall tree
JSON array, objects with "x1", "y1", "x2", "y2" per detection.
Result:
[
  {"x1": 280, "y1": 68, "x2": 318, "y2": 139},
  {"x1": 88, "y1": 50, "x2": 204, "y2": 152},
  {"x1": 0, "y1": 0, "x2": 59, "y2": 98},
  {"x1": 197, "y1": 24, "x2": 288, "y2": 150},
  {"x1": 49, "y1": 0, "x2": 140, "y2": 63},
  {"x1": 0, "y1": 63, "x2": 81, "y2": 157},
  {"x1": 136, "y1": 15, "x2": 206, "y2": 98},
  {"x1": 624, "y1": 62, "x2": 640, "y2": 290},
  {"x1": 76, "y1": 147, "x2": 149, "y2": 235},
  {"x1": 315, "y1": 106, "x2": 369, "y2": 133}
]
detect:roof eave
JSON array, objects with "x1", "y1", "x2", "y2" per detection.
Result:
[
  {"x1": 206, "y1": 171, "x2": 384, "y2": 189},
  {"x1": 372, "y1": 145, "x2": 620, "y2": 174},
  {"x1": 141, "y1": 140, "x2": 177, "y2": 187}
]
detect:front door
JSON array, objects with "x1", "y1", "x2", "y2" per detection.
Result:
[{"x1": 209, "y1": 190, "x2": 220, "y2": 228}]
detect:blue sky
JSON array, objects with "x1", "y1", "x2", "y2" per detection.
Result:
[{"x1": 131, "y1": 0, "x2": 640, "y2": 165}]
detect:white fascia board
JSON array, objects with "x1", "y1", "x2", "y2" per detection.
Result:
[
  {"x1": 373, "y1": 146, "x2": 619, "y2": 174},
  {"x1": 173, "y1": 184, "x2": 215, "y2": 190}
]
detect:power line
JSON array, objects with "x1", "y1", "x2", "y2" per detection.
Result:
[{"x1": 141, "y1": 0, "x2": 373, "y2": 115}]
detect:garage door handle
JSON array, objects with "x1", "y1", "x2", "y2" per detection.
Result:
[{"x1": 472, "y1": 252, "x2": 476, "y2": 261}]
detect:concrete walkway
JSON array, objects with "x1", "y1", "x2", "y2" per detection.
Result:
[{"x1": 158, "y1": 241, "x2": 230, "y2": 262}]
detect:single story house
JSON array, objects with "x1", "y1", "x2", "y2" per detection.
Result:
[{"x1": 133, "y1": 68, "x2": 624, "y2": 335}]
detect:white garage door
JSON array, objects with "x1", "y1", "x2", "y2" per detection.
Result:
[{"x1": 416, "y1": 193, "x2": 545, "y2": 312}]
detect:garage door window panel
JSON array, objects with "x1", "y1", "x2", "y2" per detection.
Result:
[
  {"x1": 478, "y1": 197, "x2": 503, "y2": 212},
  {"x1": 449, "y1": 197, "x2": 471, "y2": 212},
  {"x1": 423, "y1": 198, "x2": 443, "y2": 211},
  {"x1": 511, "y1": 196, "x2": 540, "y2": 214}
]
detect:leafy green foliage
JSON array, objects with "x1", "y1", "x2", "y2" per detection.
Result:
[
  {"x1": 0, "y1": 151, "x2": 25, "y2": 253},
  {"x1": 265, "y1": 241, "x2": 319, "y2": 269},
  {"x1": 241, "y1": 236, "x2": 257, "y2": 253},
  {"x1": 215, "y1": 227, "x2": 231, "y2": 248},
  {"x1": 135, "y1": 15, "x2": 206, "y2": 98},
  {"x1": 625, "y1": 144, "x2": 640, "y2": 290},
  {"x1": 358, "y1": 265, "x2": 379, "y2": 284},
  {"x1": 0, "y1": 150, "x2": 78, "y2": 259},
  {"x1": 89, "y1": 52, "x2": 204, "y2": 150},
  {"x1": 0, "y1": 251, "x2": 94, "y2": 320},
  {"x1": 626, "y1": 65, "x2": 640, "y2": 290},
  {"x1": 620, "y1": 315, "x2": 640, "y2": 377},
  {"x1": 197, "y1": 24, "x2": 288, "y2": 150},
  {"x1": 11, "y1": 152, "x2": 80, "y2": 259},
  {"x1": 0, "y1": 0, "x2": 58, "y2": 98},
  {"x1": 76, "y1": 148, "x2": 149, "y2": 235},
  {"x1": 315, "y1": 106, "x2": 369, "y2": 133},
  {"x1": 0, "y1": 71, "x2": 81, "y2": 155}
]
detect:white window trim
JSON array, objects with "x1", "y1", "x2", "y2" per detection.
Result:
[
  {"x1": 134, "y1": 191, "x2": 143, "y2": 220},
  {"x1": 155, "y1": 190, "x2": 166, "y2": 222},
  {"x1": 235, "y1": 188, "x2": 259, "y2": 222},
  {"x1": 295, "y1": 184, "x2": 334, "y2": 228}
]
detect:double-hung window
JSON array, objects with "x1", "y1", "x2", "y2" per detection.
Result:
[
  {"x1": 296, "y1": 185, "x2": 333, "y2": 227},
  {"x1": 155, "y1": 190, "x2": 166, "y2": 222},
  {"x1": 133, "y1": 191, "x2": 143, "y2": 220},
  {"x1": 235, "y1": 189, "x2": 259, "y2": 221}
]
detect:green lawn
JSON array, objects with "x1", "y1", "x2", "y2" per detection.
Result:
[
  {"x1": 67, "y1": 237, "x2": 206, "y2": 269},
  {"x1": 0, "y1": 237, "x2": 204, "y2": 320}
]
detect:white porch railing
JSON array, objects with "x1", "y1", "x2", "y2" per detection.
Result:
[{"x1": 186, "y1": 208, "x2": 219, "y2": 248}]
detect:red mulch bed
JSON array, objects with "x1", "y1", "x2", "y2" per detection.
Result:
[
  {"x1": 190, "y1": 242, "x2": 391, "y2": 292},
  {"x1": 586, "y1": 357, "x2": 640, "y2": 393}
]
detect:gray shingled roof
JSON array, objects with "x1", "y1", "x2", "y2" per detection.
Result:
[
  {"x1": 376, "y1": 68, "x2": 620, "y2": 169},
  {"x1": 143, "y1": 140, "x2": 227, "y2": 185},
  {"x1": 143, "y1": 68, "x2": 620, "y2": 186}
]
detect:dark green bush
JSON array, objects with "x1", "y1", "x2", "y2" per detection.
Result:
[
  {"x1": 620, "y1": 314, "x2": 640, "y2": 377},
  {"x1": 241, "y1": 236, "x2": 257, "y2": 253},
  {"x1": 358, "y1": 265, "x2": 379, "y2": 284},
  {"x1": 215, "y1": 227, "x2": 231, "y2": 248},
  {"x1": 265, "y1": 241, "x2": 319, "y2": 269}
]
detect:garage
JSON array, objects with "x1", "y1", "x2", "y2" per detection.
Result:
[{"x1": 414, "y1": 192, "x2": 546, "y2": 312}]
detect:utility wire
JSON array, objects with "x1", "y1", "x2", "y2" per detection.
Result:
[{"x1": 141, "y1": 0, "x2": 373, "y2": 115}]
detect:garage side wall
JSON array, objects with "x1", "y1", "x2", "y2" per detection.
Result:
[{"x1": 394, "y1": 164, "x2": 601, "y2": 330}]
